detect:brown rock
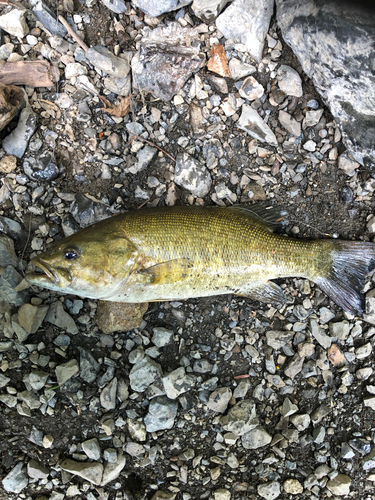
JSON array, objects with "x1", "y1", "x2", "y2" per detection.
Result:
[
  {"x1": 327, "y1": 343, "x2": 346, "y2": 368},
  {"x1": 0, "y1": 156, "x2": 17, "y2": 173},
  {"x1": 207, "y1": 44, "x2": 230, "y2": 78},
  {"x1": 95, "y1": 301, "x2": 148, "y2": 333},
  {"x1": 240, "y1": 183, "x2": 266, "y2": 202}
]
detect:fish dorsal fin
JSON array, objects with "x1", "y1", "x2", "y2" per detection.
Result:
[
  {"x1": 137, "y1": 258, "x2": 192, "y2": 286},
  {"x1": 228, "y1": 204, "x2": 288, "y2": 232}
]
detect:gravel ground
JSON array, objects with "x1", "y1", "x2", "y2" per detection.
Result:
[{"x1": 1, "y1": 1, "x2": 375, "y2": 500}]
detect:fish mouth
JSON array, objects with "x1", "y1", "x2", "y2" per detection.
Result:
[
  {"x1": 27, "y1": 259, "x2": 58, "y2": 283},
  {"x1": 26, "y1": 259, "x2": 72, "y2": 288}
]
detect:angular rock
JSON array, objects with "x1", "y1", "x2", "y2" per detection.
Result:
[
  {"x1": 27, "y1": 459, "x2": 49, "y2": 479},
  {"x1": 266, "y1": 330, "x2": 294, "y2": 349},
  {"x1": 276, "y1": 0, "x2": 375, "y2": 168},
  {"x1": 221, "y1": 399, "x2": 259, "y2": 436},
  {"x1": 95, "y1": 301, "x2": 148, "y2": 333},
  {"x1": 174, "y1": 152, "x2": 212, "y2": 197},
  {"x1": 18, "y1": 303, "x2": 49, "y2": 334},
  {"x1": 152, "y1": 327, "x2": 174, "y2": 347},
  {"x1": 237, "y1": 104, "x2": 278, "y2": 146},
  {"x1": 100, "y1": 377, "x2": 117, "y2": 410},
  {"x1": 101, "y1": 454, "x2": 126, "y2": 486},
  {"x1": 132, "y1": 0, "x2": 191, "y2": 17},
  {"x1": 162, "y1": 367, "x2": 195, "y2": 399},
  {"x1": 55, "y1": 359, "x2": 79, "y2": 386},
  {"x1": 338, "y1": 152, "x2": 360, "y2": 175},
  {"x1": 242, "y1": 426, "x2": 272, "y2": 449},
  {"x1": 79, "y1": 348, "x2": 100, "y2": 383},
  {"x1": 86, "y1": 46, "x2": 130, "y2": 79},
  {"x1": 0, "y1": 266, "x2": 29, "y2": 306},
  {"x1": 101, "y1": 0, "x2": 127, "y2": 13},
  {"x1": 32, "y1": 1, "x2": 67, "y2": 36},
  {"x1": 192, "y1": 0, "x2": 230, "y2": 23},
  {"x1": 228, "y1": 58, "x2": 256, "y2": 80},
  {"x1": 207, "y1": 387, "x2": 232, "y2": 413},
  {"x1": 304, "y1": 109, "x2": 324, "y2": 128},
  {"x1": 144, "y1": 395, "x2": 178, "y2": 432},
  {"x1": 283, "y1": 479, "x2": 303, "y2": 494},
  {"x1": 46, "y1": 301, "x2": 78, "y2": 334},
  {"x1": 132, "y1": 23, "x2": 205, "y2": 101},
  {"x1": 60, "y1": 459, "x2": 103, "y2": 485},
  {"x1": 129, "y1": 356, "x2": 163, "y2": 392},
  {"x1": 2, "y1": 462, "x2": 28, "y2": 493},
  {"x1": 71, "y1": 193, "x2": 113, "y2": 228},
  {"x1": 216, "y1": 0, "x2": 274, "y2": 62},
  {"x1": 104, "y1": 75, "x2": 131, "y2": 96},
  {"x1": 213, "y1": 490, "x2": 230, "y2": 500},
  {"x1": 239, "y1": 76, "x2": 264, "y2": 101},
  {"x1": 277, "y1": 65, "x2": 303, "y2": 97},
  {"x1": 278, "y1": 110, "x2": 301, "y2": 136},
  {"x1": 29, "y1": 369, "x2": 48, "y2": 391},
  {"x1": 2, "y1": 106, "x2": 37, "y2": 158},
  {"x1": 82, "y1": 438, "x2": 101, "y2": 460},
  {"x1": 326, "y1": 474, "x2": 351, "y2": 496},
  {"x1": 0, "y1": 9, "x2": 29, "y2": 38},
  {"x1": 0, "y1": 216, "x2": 26, "y2": 241}
]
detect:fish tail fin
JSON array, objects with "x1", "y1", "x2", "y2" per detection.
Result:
[{"x1": 315, "y1": 240, "x2": 375, "y2": 315}]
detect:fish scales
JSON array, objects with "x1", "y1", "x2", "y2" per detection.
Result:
[{"x1": 26, "y1": 205, "x2": 375, "y2": 314}]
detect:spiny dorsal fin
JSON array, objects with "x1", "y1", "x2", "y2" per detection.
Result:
[{"x1": 228, "y1": 204, "x2": 288, "y2": 232}]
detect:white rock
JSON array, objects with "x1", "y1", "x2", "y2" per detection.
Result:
[
  {"x1": 242, "y1": 426, "x2": 272, "y2": 449},
  {"x1": 65, "y1": 62, "x2": 87, "y2": 79},
  {"x1": 174, "y1": 152, "x2": 212, "y2": 198},
  {"x1": 239, "y1": 76, "x2": 264, "y2": 100},
  {"x1": 2, "y1": 462, "x2": 28, "y2": 493},
  {"x1": 304, "y1": 109, "x2": 324, "y2": 127},
  {"x1": 283, "y1": 479, "x2": 303, "y2": 494},
  {"x1": 326, "y1": 474, "x2": 351, "y2": 496},
  {"x1": 303, "y1": 140, "x2": 316, "y2": 152},
  {"x1": 228, "y1": 58, "x2": 256, "y2": 80},
  {"x1": 216, "y1": 0, "x2": 274, "y2": 62},
  {"x1": 258, "y1": 481, "x2": 281, "y2": 500},
  {"x1": 338, "y1": 152, "x2": 360, "y2": 175},
  {"x1": 237, "y1": 104, "x2": 278, "y2": 146},
  {"x1": 279, "y1": 110, "x2": 301, "y2": 136},
  {"x1": 277, "y1": 64, "x2": 303, "y2": 97},
  {"x1": 192, "y1": 0, "x2": 230, "y2": 23},
  {"x1": 0, "y1": 9, "x2": 29, "y2": 37}
]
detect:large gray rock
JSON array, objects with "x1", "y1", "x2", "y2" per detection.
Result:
[
  {"x1": 144, "y1": 395, "x2": 178, "y2": 432},
  {"x1": 2, "y1": 106, "x2": 37, "y2": 158},
  {"x1": 216, "y1": 0, "x2": 274, "y2": 62},
  {"x1": 276, "y1": 0, "x2": 375, "y2": 169},
  {"x1": 132, "y1": 0, "x2": 191, "y2": 17},
  {"x1": 132, "y1": 23, "x2": 205, "y2": 101},
  {"x1": 2, "y1": 462, "x2": 28, "y2": 493},
  {"x1": 192, "y1": 0, "x2": 230, "y2": 23}
]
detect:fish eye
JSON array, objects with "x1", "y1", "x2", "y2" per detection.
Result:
[{"x1": 63, "y1": 249, "x2": 79, "y2": 260}]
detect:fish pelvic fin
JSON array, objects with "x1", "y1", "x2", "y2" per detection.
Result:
[
  {"x1": 236, "y1": 281, "x2": 292, "y2": 305},
  {"x1": 316, "y1": 240, "x2": 375, "y2": 315},
  {"x1": 228, "y1": 204, "x2": 288, "y2": 232}
]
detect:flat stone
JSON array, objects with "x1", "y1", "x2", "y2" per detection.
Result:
[
  {"x1": 95, "y1": 301, "x2": 148, "y2": 333},
  {"x1": 46, "y1": 301, "x2": 78, "y2": 334},
  {"x1": 104, "y1": 75, "x2": 131, "y2": 96},
  {"x1": 18, "y1": 303, "x2": 49, "y2": 334},
  {"x1": 207, "y1": 386, "x2": 232, "y2": 413},
  {"x1": 174, "y1": 152, "x2": 212, "y2": 197},
  {"x1": 55, "y1": 359, "x2": 79, "y2": 386},
  {"x1": 27, "y1": 459, "x2": 49, "y2": 479},
  {"x1": 221, "y1": 399, "x2": 259, "y2": 436},
  {"x1": 132, "y1": 23, "x2": 204, "y2": 101},
  {"x1": 258, "y1": 481, "x2": 281, "y2": 500},
  {"x1": 329, "y1": 320, "x2": 351, "y2": 340},
  {"x1": 216, "y1": 0, "x2": 274, "y2": 62},
  {"x1": 2, "y1": 106, "x2": 37, "y2": 158},
  {"x1": 162, "y1": 367, "x2": 195, "y2": 399},
  {"x1": 101, "y1": 0, "x2": 127, "y2": 13},
  {"x1": 2, "y1": 462, "x2": 28, "y2": 493},
  {"x1": 82, "y1": 438, "x2": 101, "y2": 460},
  {"x1": 266, "y1": 330, "x2": 294, "y2": 349},
  {"x1": 29, "y1": 369, "x2": 48, "y2": 390},
  {"x1": 152, "y1": 327, "x2": 174, "y2": 347},
  {"x1": 276, "y1": 0, "x2": 375, "y2": 168},
  {"x1": 32, "y1": 1, "x2": 67, "y2": 36},
  {"x1": 132, "y1": 0, "x2": 191, "y2": 17},
  {"x1": 277, "y1": 65, "x2": 303, "y2": 97},
  {"x1": 0, "y1": 9, "x2": 29, "y2": 38},
  {"x1": 239, "y1": 76, "x2": 264, "y2": 100},
  {"x1": 310, "y1": 319, "x2": 332, "y2": 348},
  {"x1": 284, "y1": 353, "x2": 304, "y2": 379},
  {"x1": 192, "y1": 0, "x2": 230, "y2": 23},
  {"x1": 338, "y1": 152, "x2": 360, "y2": 175},
  {"x1": 144, "y1": 395, "x2": 178, "y2": 432},
  {"x1": 278, "y1": 110, "x2": 301, "y2": 136},
  {"x1": 228, "y1": 58, "x2": 256, "y2": 80},
  {"x1": 100, "y1": 377, "x2": 117, "y2": 410},
  {"x1": 0, "y1": 233, "x2": 18, "y2": 268},
  {"x1": 129, "y1": 356, "x2": 163, "y2": 392},
  {"x1": 101, "y1": 454, "x2": 126, "y2": 486},
  {"x1": 326, "y1": 474, "x2": 351, "y2": 496},
  {"x1": 242, "y1": 426, "x2": 272, "y2": 449},
  {"x1": 65, "y1": 62, "x2": 87, "y2": 79},
  {"x1": 213, "y1": 489, "x2": 231, "y2": 500},
  {"x1": 237, "y1": 104, "x2": 278, "y2": 146},
  {"x1": 79, "y1": 348, "x2": 100, "y2": 383},
  {"x1": 304, "y1": 109, "x2": 324, "y2": 127},
  {"x1": 86, "y1": 46, "x2": 130, "y2": 79},
  {"x1": 60, "y1": 459, "x2": 103, "y2": 485}
]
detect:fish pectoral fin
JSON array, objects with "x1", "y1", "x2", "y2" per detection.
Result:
[
  {"x1": 228, "y1": 204, "x2": 288, "y2": 232},
  {"x1": 137, "y1": 258, "x2": 192, "y2": 285},
  {"x1": 236, "y1": 281, "x2": 292, "y2": 305}
]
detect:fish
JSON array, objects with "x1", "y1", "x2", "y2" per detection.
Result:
[{"x1": 25, "y1": 204, "x2": 375, "y2": 315}]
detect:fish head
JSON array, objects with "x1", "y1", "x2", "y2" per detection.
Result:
[{"x1": 26, "y1": 227, "x2": 139, "y2": 299}]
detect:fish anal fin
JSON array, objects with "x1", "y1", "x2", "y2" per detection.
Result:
[
  {"x1": 236, "y1": 281, "x2": 291, "y2": 305},
  {"x1": 137, "y1": 258, "x2": 192, "y2": 286},
  {"x1": 228, "y1": 204, "x2": 288, "y2": 232}
]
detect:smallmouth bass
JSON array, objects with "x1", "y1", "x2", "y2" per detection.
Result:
[{"x1": 26, "y1": 205, "x2": 375, "y2": 314}]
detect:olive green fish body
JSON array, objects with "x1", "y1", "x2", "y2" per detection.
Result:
[{"x1": 26, "y1": 205, "x2": 375, "y2": 314}]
